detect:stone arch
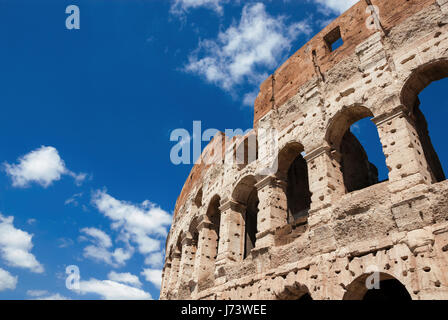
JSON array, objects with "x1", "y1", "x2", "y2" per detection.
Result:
[
  {"x1": 235, "y1": 133, "x2": 258, "y2": 170},
  {"x1": 194, "y1": 187, "x2": 203, "y2": 208},
  {"x1": 277, "y1": 142, "x2": 311, "y2": 222},
  {"x1": 343, "y1": 272, "x2": 412, "y2": 301},
  {"x1": 325, "y1": 104, "x2": 384, "y2": 193},
  {"x1": 326, "y1": 104, "x2": 375, "y2": 151},
  {"x1": 232, "y1": 175, "x2": 259, "y2": 259},
  {"x1": 399, "y1": 59, "x2": 448, "y2": 183}
]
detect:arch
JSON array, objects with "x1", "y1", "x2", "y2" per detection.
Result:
[
  {"x1": 232, "y1": 175, "x2": 259, "y2": 259},
  {"x1": 274, "y1": 281, "x2": 313, "y2": 301},
  {"x1": 400, "y1": 59, "x2": 448, "y2": 183},
  {"x1": 343, "y1": 272, "x2": 412, "y2": 301},
  {"x1": 235, "y1": 133, "x2": 258, "y2": 169},
  {"x1": 194, "y1": 187, "x2": 203, "y2": 208},
  {"x1": 205, "y1": 194, "x2": 221, "y2": 261},
  {"x1": 325, "y1": 105, "x2": 386, "y2": 193},
  {"x1": 400, "y1": 59, "x2": 448, "y2": 111},
  {"x1": 326, "y1": 105, "x2": 374, "y2": 151},
  {"x1": 277, "y1": 142, "x2": 311, "y2": 222}
]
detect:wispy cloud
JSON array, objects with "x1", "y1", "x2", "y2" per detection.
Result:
[
  {"x1": 184, "y1": 3, "x2": 311, "y2": 105},
  {"x1": 310, "y1": 0, "x2": 358, "y2": 15},
  {"x1": 26, "y1": 290, "x2": 70, "y2": 300},
  {"x1": 77, "y1": 278, "x2": 151, "y2": 300},
  {"x1": 80, "y1": 227, "x2": 133, "y2": 267},
  {"x1": 170, "y1": 0, "x2": 227, "y2": 16},
  {"x1": 107, "y1": 271, "x2": 142, "y2": 288},
  {"x1": 92, "y1": 190, "x2": 172, "y2": 259}
]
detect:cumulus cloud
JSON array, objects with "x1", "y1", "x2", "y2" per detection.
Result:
[
  {"x1": 0, "y1": 268, "x2": 17, "y2": 291},
  {"x1": 170, "y1": 0, "x2": 226, "y2": 16},
  {"x1": 0, "y1": 214, "x2": 44, "y2": 273},
  {"x1": 185, "y1": 3, "x2": 311, "y2": 101},
  {"x1": 4, "y1": 146, "x2": 87, "y2": 188},
  {"x1": 107, "y1": 271, "x2": 142, "y2": 288},
  {"x1": 78, "y1": 279, "x2": 151, "y2": 300},
  {"x1": 311, "y1": 0, "x2": 358, "y2": 15},
  {"x1": 80, "y1": 227, "x2": 133, "y2": 267},
  {"x1": 141, "y1": 268, "x2": 162, "y2": 289},
  {"x1": 92, "y1": 190, "x2": 172, "y2": 259}
]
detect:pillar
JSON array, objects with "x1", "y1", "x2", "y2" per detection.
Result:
[
  {"x1": 373, "y1": 106, "x2": 432, "y2": 197},
  {"x1": 174, "y1": 233, "x2": 197, "y2": 296},
  {"x1": 305, "y1": 146, "x2": 346, "y2": 212},
  {"x1": 254, "y1": 176, "x2": 288, "y2": 248},
  {"x1": 167, "y1": 250, "x2": 181, "y2": 297},
  {"x1": 215, "y1": 200, "x2": 246, "y2": 271}
]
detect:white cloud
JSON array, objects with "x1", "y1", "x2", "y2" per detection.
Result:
[
  {"x1": 185, "y1": 3, "x2": 311, "y2": 97},
  {"x1": 0, "y1": 268, "x2": 17, "y2": 291},
  {"x1": 144, "y1": 252, "x2": 164, "y2": 268},
  {"x1": 242, "y1": 90, "x2": 259, "y2": 107},
  {"x1": 141, "y1": 268, "x2": 162, "y2": 289},
  {"x1": 78, "y1": 279, "x2": 151, "y2": 300},
  {"x1": 26, "y1": 290, "x2": 70, "y2": 300},
  {"x1": 4, "y1": 146, "x2": 86, "y2": 188},
  {"x1": 0, "y1": 214, "x2": 44, "y2": 273},
  {"x1": 92, "y1": 190, "x2": 172, "y2": 257},
  {"x1": 107, "y1": 271, "x2": 142, "y2": 288},
  {"x1": 81, "y1": 227, "x2": 112, "y2": 249},
  {"x1": 170, "y1": 0, "x2": 226, "y2": 16},
  {"x1": 80, "y1": 227, "x2": 133, "y2": 267},
  {"x1": 311, "y1": 0, "x2": 358, "y2": 15}
]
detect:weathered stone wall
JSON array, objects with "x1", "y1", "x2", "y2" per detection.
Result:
[{"x1": 161, "y1": 0, "x2": 448, "y2": 300}]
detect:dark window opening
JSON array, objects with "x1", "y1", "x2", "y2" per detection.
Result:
[
  {"x1": 363, "y1": 280, "x2": 412, "y2": 301},
  {"x1": 244, "y1": 188, "x2": 259, "y2": 259},
  {"x1": 297, "y1": 293, "x2": 313, "y2": 302},
  {"x1": 324, "y1": 26, "x2": 343, "y2": 52},
  {"x1": 207, "y1": 196, "x2": 221, "y2": 259},
  {"x1": 287, "y1": 154, "x2": 311, "y2": 221},
  {"x1": 235, "y1": 135, "x2": 258, "y2": 169}
]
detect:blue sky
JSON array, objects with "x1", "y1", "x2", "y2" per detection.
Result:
[{"x1": 0, "y1": 0, "x2": 446, "y2": 300}]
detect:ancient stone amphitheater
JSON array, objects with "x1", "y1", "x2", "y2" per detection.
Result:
[{"x1": 161, "y1": 0, "x2": 448, "y2": 300}]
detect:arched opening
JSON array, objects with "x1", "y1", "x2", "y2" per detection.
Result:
[
  {"x1": 401, "y1": 60, "x2": 448, "y2": 183},
  {"x1": 277, "y1": 142, "x2": 311, "y2": 222},
  {"x1": 327, "y1": 105, "x2": 388, "y2": 193},
  {"x1": 194, "y1": 187, "x2": 203, "y2": 208},
  {"x1": 343, "y1": 272, "x2": 412, "y2": 300},
  {"x1": 232, "y1": 176, "x2": 259, "y2": 259},
  {"x1": 235, "y1": 134, "x2": 258, "y2": 170},
  {"x1": 206, "y1": 195, "x2": 221, "y2": 264},
  {"x1": 274, "y1": 283, "x2": 313, "y2": 301}
]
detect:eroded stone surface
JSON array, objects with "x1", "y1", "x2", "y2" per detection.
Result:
[{"x1": 161, "y1": 0, "x2": 448, "y2": 300}]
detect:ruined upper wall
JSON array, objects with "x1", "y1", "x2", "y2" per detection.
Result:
[{"x1": 254, "y1": 0, "x2": 435, "y2": 127}]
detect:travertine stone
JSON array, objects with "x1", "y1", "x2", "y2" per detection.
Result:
[{"x1": 161, "y1": 0, "x2": 448, "y2": 300}]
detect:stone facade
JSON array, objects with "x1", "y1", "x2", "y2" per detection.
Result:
[{"x1": 161, "y1": 0, "x2": 448, "y2": 300}]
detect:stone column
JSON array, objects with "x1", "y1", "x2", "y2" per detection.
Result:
[
  {"x1": 254, "y1": 176, "x2": 288, "y2": 248},
  {"x1": 215, "y1": 200, "x2": 246, "y2": 271},
  {"x1": 160, "y1": 261, "x2": 171, "y2": 298},
  {"x1": 175, "y1": 233, "x2": 196, "y2": 295},
  {"x1": 193, "y1": 216, "x2": 219, "y2": 288},
  {"x1": 305, "y1": 146, "x2": 346, "y2": 212},
  {"x1": 167, "y1": 250, "x2": 181, "y2": 297},
  {"x1": 373, "y1": 106, "x2": 432, "y2": 197}
]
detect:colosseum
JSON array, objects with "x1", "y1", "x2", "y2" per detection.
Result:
[{"x1": 161, "y1": 0, "x2": 448, "y2": 300}]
